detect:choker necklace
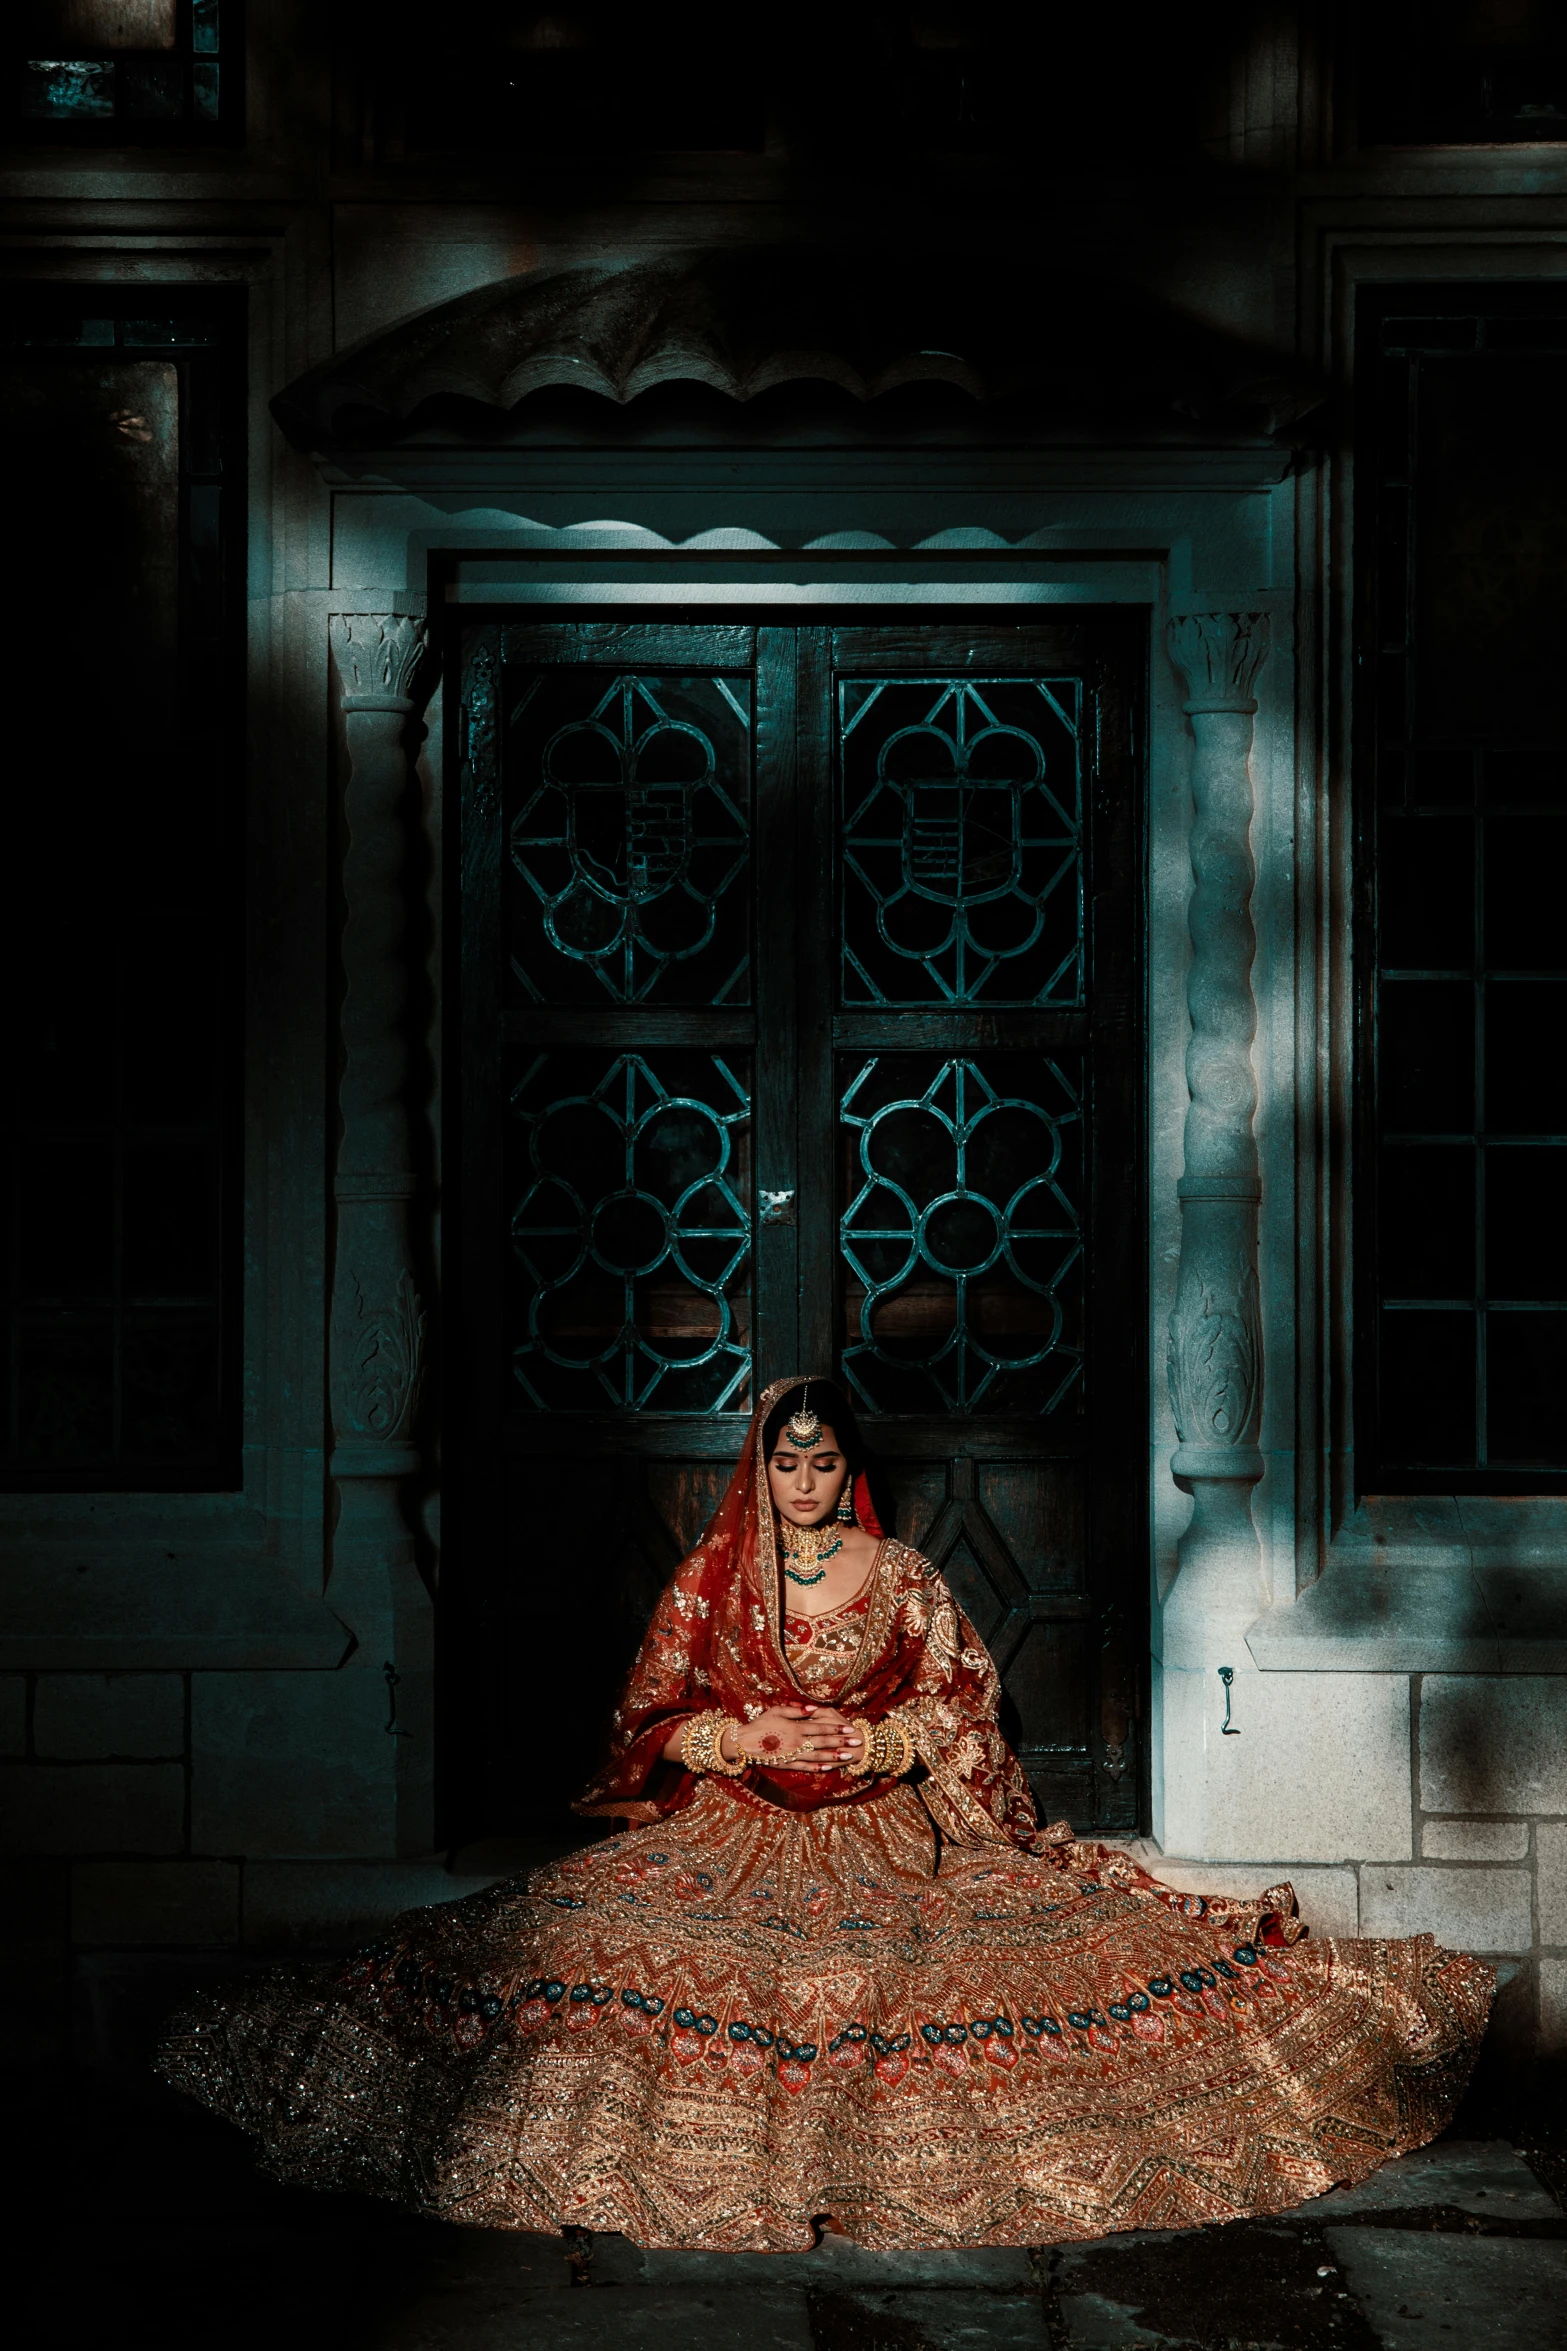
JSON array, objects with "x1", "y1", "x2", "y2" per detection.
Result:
[{"x1": 779, "y1": 1519, "x2": 844, "y2": 1587}]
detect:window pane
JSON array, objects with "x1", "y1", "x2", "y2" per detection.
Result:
[
  {"x1": 1378, "y1": 811, "x2": 1473, "y2": 968},
  {"x1": 1414, "y1": 742, "x2": 1475, "y2": 807},
  {"x1": 120, "y1": 1317, "x2": 223, "y2": 1459},
  {"x1": 17, "y1": 1138, "x2": 114, "y2": 1298},
  {"x1": 1378, "y1": 1310, "x2": 1475, "y2": 1470},
  {"x1": 507, "y1": 1049, "x2": 752, "y2": 1414},
  {"x1": 1487, "y1": 1311, "x2": 1567, "y2": 1467},
  {"x1": 1485, "y1": 981, "x2": 1567, "y2": 1133},
  {"x1": 122, "y1": 1145, "x2": 218, "y2": 1296},
  {"x1": 1379, "y1": 980, "x2": 1474, "y2": 1133},
  {"x1": 21, "y1": 59, "x2": 114, "y2": 115},
  {"x1": 506, "y1": 669, "x2": 752, "y2": 1008},
  {"x1": 1484, "y1": 746, "x2": 1567, "y2": 809},
  {"x1": 121, "y1": 53, "x2": 181, "y2": 115},
  {"x1": 1484, "y1": 813, "x2": 1567, "y2": 970},
  {"x1": 16, "y1": 1318, "x2": 115, "y2": 1465},
  {"x1": 839, "y1": 1053, "x2": 1084, "y2": 1416},
  {"x1": 838, "y1": 676, "x2": 1083, "y2": 1007},
  {"x1": 1487, "y1": 1148, "x2": 1567, "y2": 1302},
  {"x1": 1378, "y1": 1146, "x2": 1473, "y2": 1299}
]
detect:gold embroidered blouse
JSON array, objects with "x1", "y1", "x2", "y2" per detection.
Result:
[{"x1": 783, "y1": 1587, "x2": 873, "y2": 1695}]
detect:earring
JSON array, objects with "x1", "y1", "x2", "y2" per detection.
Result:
[{"x1": 836, "y1": 1479, "x2": 856, "y2": 1524}]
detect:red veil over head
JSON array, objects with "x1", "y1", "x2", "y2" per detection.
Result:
[{"x1": 575, "y1": 1375, "x2": 1045, "y2": 1850}]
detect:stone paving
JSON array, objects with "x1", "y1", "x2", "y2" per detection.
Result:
[{"x1": 9, "y1": 2077, "x2": 1565, "y2": 2350}]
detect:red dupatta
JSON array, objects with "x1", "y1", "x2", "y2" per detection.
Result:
[{"x1": 575, "y1": 1375, "x2": 1046, "y2": 1853}]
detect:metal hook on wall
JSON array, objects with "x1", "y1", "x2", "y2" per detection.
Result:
[
  {"x1": 1218, "y1": 1665, "x2": 1239, "y2": 1735},
  {"x1": 383, "y1": 1660, "x2": 410, "y2": 1739}
]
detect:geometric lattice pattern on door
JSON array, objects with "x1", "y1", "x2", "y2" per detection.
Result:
[
  {"x1": 838, "y1": 677, "x2": 1083, "y2": 1006},
  {"x1": 508, "y1": 1049, "x2": 752, "y2": 1413},
  {"x1": 508, "y1": 670, "x2": 751, "y2": 1006},
  {"x1": 839, "y1": 1054, "x2": 1084, "y2": 1415}
]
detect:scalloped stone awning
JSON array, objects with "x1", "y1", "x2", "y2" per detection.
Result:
[{"x1": 270, "y1": 246, "x2": 1321, "y2": 448}]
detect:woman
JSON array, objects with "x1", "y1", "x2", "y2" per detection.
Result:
[{"x1": 158, "y1": 1377, "x2": 1493, "y2": 2251}]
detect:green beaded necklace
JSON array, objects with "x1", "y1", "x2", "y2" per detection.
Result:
[{"x1": 780, "y1": 1522, "x2": 843, "y2": 1587}]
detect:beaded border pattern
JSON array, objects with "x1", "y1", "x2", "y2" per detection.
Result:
[{"x1": 342, "y1": 1936, "x2": 1292, "y2": 2087}]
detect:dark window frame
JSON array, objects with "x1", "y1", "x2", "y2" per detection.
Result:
[
  {"x1": 7, "y1": 0, "x2": 243, "y2": 149},
  {"x1": 1353, "y1": 281, "x2": 1567, "y2": 1497},
  {"x1": 1351, "y1": 0, "x2": 1567, "y2": 149},
  {"x1": 0, "y1": 284, "x2": 246, "y2": 1491},
  {"x1": 334, "y1": 3, "x2": 765, "y2": 169}
]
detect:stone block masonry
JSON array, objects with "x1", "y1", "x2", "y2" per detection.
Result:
[
  {"x1": 1538, "y1": 1822, "x2": 1567, "y2": 1948},
  {"x1": 1359, "y1": 1866, "x2": 1533, "y2": 1953},
  {"x1": 34, "y1": 1675, "x2": 184, "y2": 1759},
  {"x1": 1419, "y1": 1677, "x2": 1567, "y2": 1816},
  {"x1": 189, "y1": 1669, "x2": 404, "y2": 1857},
  {"x1": 1156, "y1": 1667, "x2": 1413, "y2": 1861},
  {"x1": 1148, "y1": 1667, "x2": 1567, "y2": 2075},
  {"x1": 0, "y1": 1765, "x2": 186, "y2": 1856},
  {"x1": 71, "y1": 1860, "x2": 240, "y2": 1947},
  {"x1": 1422, "y1": 1819, "x2": 1531, "y2": 1862}
]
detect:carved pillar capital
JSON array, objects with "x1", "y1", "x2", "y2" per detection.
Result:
[
  {"x1": 326, "y1": 610, "x2": 434, "y2": 1849},
  {"x1": 1167, "y1": 610, "x2": 1270, "y2": 714},
  {"x1": 330, "y1": 612, "x2": 430, "y2": 713},
  {"x1": 1164, "y1": 607, "x2": 1270, "y2": 1663}
]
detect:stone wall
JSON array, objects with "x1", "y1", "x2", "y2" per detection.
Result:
[
  {"x1": 1143, "y1": 1673, "x2": 1567, "y2": 2090},
  {"x1": 0, "y1": 1664, "x2": 434, "y2": 2064}
]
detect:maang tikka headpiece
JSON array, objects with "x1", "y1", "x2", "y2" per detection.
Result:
[{"x1": 785, "y1": 1390, "x2": 824, "y2": 1449}]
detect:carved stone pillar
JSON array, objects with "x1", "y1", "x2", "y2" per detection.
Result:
[
  {"x1": 327, "y1": 614, "x2": 433, "y2": 1850},
  {"x1": 1163, "y1": 612, "x2": 1270, "y2": 1668}
]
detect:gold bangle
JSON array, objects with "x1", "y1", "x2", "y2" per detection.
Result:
[
  {"x1": 845, "y1": 1715, "x2": 876, "y2": 1777},
  {"x1": 866, "y1": 1713, "x2": 913, "y2": 1778},
  {"x1": 681, "y1": 1710, "x2": 747, "y2": 1777}
]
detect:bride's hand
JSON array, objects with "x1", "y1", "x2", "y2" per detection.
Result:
[
  {"x1": 794, "y1": 1706, "x2": 864, "y2": 1771},
  {"x1": 722, "y1": 1705, "x2": 863, "y2": 1772}
]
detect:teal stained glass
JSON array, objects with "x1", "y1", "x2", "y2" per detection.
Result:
[{"x1": 839, "y1": 676, "x2": 1084, "y2": 1007}]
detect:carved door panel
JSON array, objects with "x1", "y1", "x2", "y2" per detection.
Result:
[{"x1": 450, "y1": 616, "x2": 1145, "y2": 1837}]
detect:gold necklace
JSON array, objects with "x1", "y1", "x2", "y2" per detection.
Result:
[{"x1": 779, "y1": 1519, "x2": 844, "y2": 1587}]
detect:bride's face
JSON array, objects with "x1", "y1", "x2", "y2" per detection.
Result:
[{"x1": 767, "y1": 1424, "x2": 851, "y2": 1526}]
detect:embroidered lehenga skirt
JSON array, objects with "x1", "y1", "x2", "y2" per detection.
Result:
[{"x1": 158, "y1": 1776, "x2": 1494, "y2": 2251}]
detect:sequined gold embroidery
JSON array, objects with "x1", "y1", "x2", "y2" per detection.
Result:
[
  {"x1": 157, "y1": 1776, "x2": 1494, "y2": 2254},
  {"x1": 784, "y1": 1589, "x2": 872, "y2": 1695}
]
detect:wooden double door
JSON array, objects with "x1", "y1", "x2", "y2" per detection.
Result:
[{"x1": 449, "y1": 613, "x2": 1146, "y2": 1839}]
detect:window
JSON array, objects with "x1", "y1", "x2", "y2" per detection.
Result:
[
  {"x1": 1355, "y1": 286, "x2": 1567, "y2": 1492},
  {"x1": 11, "y1": 1, "x2": 241, "y2": 144},
  {"x1": 0, "y1": 292, "x2": 244, "y2": 1487},
  {"x1": 346, "y1": 5, "x2": 763, "y2": 164},
  {"x1": 1358, "y1": 1, "x2": 1567, "y2": 146}
]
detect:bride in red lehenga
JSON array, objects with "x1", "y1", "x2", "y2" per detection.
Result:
[{"x1": 158, "y1": 1377, "x2": 1493, "y2": 2251}]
